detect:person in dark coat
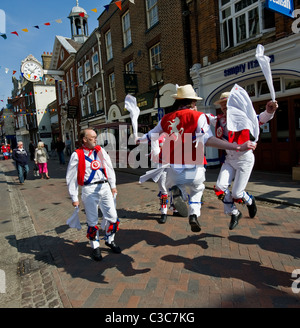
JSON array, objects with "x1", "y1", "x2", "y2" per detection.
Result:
[{"x1": 12, "y1": 141, "x2": 29, "y2": 184}]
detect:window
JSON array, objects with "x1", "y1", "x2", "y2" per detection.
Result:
[
  {"x1": 109, "y1": 72, "x2": 116, "y2": 102},
  {"x1": 150, "y1": 43, "x2": 161, "y2": 69},
  {"x1": 87, "y1": 93, "x2": 95, "y2": 114},
  {"x1": 105, "y1": 30, "x2": 113, "y2": 61},
  {"x1": 81, "y1": 97, "x2": 87, "y2": 117},
  {"x1": 258, "y1": 78, "x2": 280, "y2": 97},
  {"x1": 122, "y1": 11, "x2": 132, "y2": 48},
  {"x1": 219, "y1": 0, "x2": 275, "y2": 50},
  {"x1": 125, "y1": 60, "x2": 134, "y2": 73},
  {"x1": 146, "y1": 0, "x2": 159, "y2": 29},
  {"x1": 149, "y1": 43, "x2": 162, "y2": 84},
  {"x1": 92, "y1": 52, "x2": 99, "y2": 75},
  {"x1": 285, "y1": 78, "x2": 300, "y2": 91},
  {"x1": 84, "y1": 60, "x2": 91, "y2": 80},
  {"x1": 95, "y1": 88, "x2": 104, "y2": 113},
  {"x1": 78, "y1": 66, "x2": 83, "y2": 85}
]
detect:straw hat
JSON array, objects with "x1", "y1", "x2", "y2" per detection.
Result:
[
  {"x1": 171, "y1": 84, "x2": 203, "y2": 100},
  {"x1": 214, "y1": 91, "x2": 230, "y2": 105}
]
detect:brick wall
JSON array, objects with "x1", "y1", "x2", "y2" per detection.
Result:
[{"x1": 98, "y1": 0, "x2": 191, "y2": 115}]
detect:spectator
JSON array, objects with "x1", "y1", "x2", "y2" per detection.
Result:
[
  {"x1": 34, "y1": 141, "x2": 50, "y2": 179},
  {"x1": 12, "y1": 141, "x2": 29, "y2": 185}
]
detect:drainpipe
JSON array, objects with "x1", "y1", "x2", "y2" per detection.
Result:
[{"x1": 96, "y1": 29, "x2": 107, "y2": 123}]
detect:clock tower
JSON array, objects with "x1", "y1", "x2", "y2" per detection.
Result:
[{"x1": 68, "y1": 0, "x2": 89, "y2": 44}]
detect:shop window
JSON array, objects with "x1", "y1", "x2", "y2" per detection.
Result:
[
  {"x1": 258, "y1": 78, "x2": 280, "y2": 96},
  {"x1": 295, "y1": 99, "x2": 300, "y2": 141},
  {"x1": 258, "y1": 104, "x2": 272, "y2": 143},
  {"x1": 243, "y1": 83, "x2": 255, "y2": 97},
  {"x1": 276, "y1": 101, "x2": 289, "y2": 143},
  {"x1": 285, "y1": 78, "x2": 300, "y2": 91}
]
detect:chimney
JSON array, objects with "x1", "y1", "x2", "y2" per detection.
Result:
[{"x1": 41, "y1": 52, "x2": 53, "y2": 70}]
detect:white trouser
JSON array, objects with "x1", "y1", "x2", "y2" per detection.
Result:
[
  {"x1": 81, "y1": 182, "x2": 118, "y2": 248},
  {"x1": 157, "y1": 170, "x2": 168, "y2": 214},
  {"x1": 166, "y1": 166, "x2": 205, "y2": 217},
  {"x1": 216, "y1": 150, "x2": 254, "y2": 215}
]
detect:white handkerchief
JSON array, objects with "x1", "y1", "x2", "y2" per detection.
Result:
[{"x1": 66, "y1": 207, "x2": 82, "y2": 231}]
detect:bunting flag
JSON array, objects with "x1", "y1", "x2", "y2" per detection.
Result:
[
  {"x1": 0, "y1": 1, "x2": 136, "y2": 41},
  {"x1": 0, "y1": 1, "x2": 136, "y2": 83},
  {"x1": 115, "y1": 1, "x2": 122, "y2": 10}
]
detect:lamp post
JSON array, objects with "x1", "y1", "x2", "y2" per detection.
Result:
[{"x1": 151, "y1": 64, "x2": 163, "y2": 109}]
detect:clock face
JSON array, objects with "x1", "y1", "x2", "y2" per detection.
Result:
[{"x1": 21, "y1": 61, "x2": 44, "y2": 82}]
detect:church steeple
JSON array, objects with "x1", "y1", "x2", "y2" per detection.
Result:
[{"x1": 68, "y1": 0, "x2": 89, "y2": 43}]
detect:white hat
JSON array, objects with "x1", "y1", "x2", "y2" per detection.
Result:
[
  {"x1": 171, "y1": 84, "x2": 203, "y2": 100},
  {"x1": 214, "y1": 91, "x2": 231, "y2": 105}
]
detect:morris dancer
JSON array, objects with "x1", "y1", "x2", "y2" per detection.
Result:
[
  {"x1": 137, "y1": 84, "x2": 256, "y2": 233},
  {"x1": 209, "y1": 87, "x2": 278, "y2": 230},
  {"x1": 66, "y1": 128, "x2": 121, "y2": 261}
]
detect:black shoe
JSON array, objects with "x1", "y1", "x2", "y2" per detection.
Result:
[
  {"x1": 173, "y1": 210, "x2": 184, "y2": 217},
  {"x1": 247, "y1": 196, "x2": 257, "y2": 218},
  {"x1": 189, "y1": 214, "x2": 201, "y2": 232},
  {"x1": 91, "y1": 247, "x2": 102, "y2": 261},
  {"x1": 229, "y1": 211, "x2": 242, "y2": 230},
  {"x1": 105, "y1": 241, "x2": 121, "y2": 253},
  {"x1": 171, "y1": 186, "x2": 188, "y2": 217},
  {"x1": 158, "y1": 214, "x2": 167, "y2": 224}
]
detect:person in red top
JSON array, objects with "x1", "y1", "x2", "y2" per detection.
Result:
[
  {"x1": 66, "y1": 128, "x2": 121, "y2": 261},
  {"x1": 209, "y1": 91, "x2": 278, "y2": 230},
  {"x1": 137, "y1": 85, "x2": 256, "y2": 233},
  {"x1": 1, "y1": 143, "x2": 11, "y2": 160}
]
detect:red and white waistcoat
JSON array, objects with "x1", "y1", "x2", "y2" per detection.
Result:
[
  {"x1": 160, "y1": 108, "x2": 206, "y2": 165},
  {"x1": 75, "y1": 146, "x2": 108, "y2": 186}
]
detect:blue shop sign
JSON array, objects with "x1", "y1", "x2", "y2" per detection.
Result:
[{"x1": 266, "y1": 0, "x2": 294, "y2": 18}]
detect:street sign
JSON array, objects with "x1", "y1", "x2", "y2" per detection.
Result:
[
  {"x1": 265, "y1": 0, "x2": 294, "y2": 18},
  {"x1": 158, "y1": 107, "x2": 164, "y2": 121}
]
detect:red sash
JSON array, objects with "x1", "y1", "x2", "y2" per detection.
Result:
[{"x1": 75, "y1": 146, "x2": 107, "y2": 186}]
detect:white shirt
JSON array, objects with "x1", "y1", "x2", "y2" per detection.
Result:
[{"x1": 66, "y1": 147, "x2": 116, "y2": 202}]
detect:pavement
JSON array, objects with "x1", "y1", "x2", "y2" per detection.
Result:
[{"x1": 0, "y1": 155, "x2": 300, "y2": 310}]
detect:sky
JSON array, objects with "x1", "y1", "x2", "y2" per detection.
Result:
[{"x1": 0, "y1": 0, "x2": 112, "y2": 105}]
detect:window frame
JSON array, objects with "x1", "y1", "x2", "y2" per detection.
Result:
[
  {"x1": 122, "y1": 10, "x2": 132, "y2": 48},
  {"x1": 92, "y1": 52, "x2": 100, "y2": 76},
  {"x1": 219, "y1": 0, "x2": 275, "y2": 51},
  {"x1": 84, "y1": 60, "x2": 91, "y2": 81},
  {"x1": 146, "y1": 0, "x2": 159, "y2": 29},
  {"x1": 105, "y1": 30, "x2": 113, "y2": 61},
  {"x1": 109, "y1": 72, "x2": 116, "y2": 102}
]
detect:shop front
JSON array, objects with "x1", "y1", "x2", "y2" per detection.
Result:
[{"x1": 191, "y1": 34, "x2": 300, "y2": 172}]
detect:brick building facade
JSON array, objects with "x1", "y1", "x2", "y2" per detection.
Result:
[
  {"x1": 96, "y1": 0, "x2": 193, "y2": 131},
  {"x1": 187, "y1": 0, "x2": 300, "y2": 171}
]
